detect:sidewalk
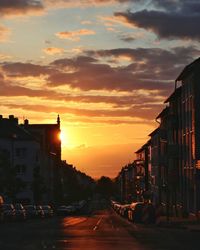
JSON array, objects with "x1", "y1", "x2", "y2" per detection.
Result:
[{"x1": 158, "y1": 214, "x2": 200, "y2": 230}]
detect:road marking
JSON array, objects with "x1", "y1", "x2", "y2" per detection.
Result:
[
  {"x1": 93, "y1": 217, "x2": 102, "y2": 231},
  {"x1": 62, "y1": 217, "x2": 87, "y2": 226}
]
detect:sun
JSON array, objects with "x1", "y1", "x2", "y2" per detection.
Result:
[{"x1": 59, "y1": 131, "x2": 66, "y2": 145}]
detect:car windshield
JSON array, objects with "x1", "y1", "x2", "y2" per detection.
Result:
[
  {"x1": 25, "y1": 206, "x2": 36, "y2": 211},
  {"x1": 15, "y1": 204, "x2": 23, "y2": 209},
  {"x1": 43, "y1": 206, "x2": 51, "y2": 209},
  {"x1": 2, "y1": 204, "x2": 13, "y2": 209}
]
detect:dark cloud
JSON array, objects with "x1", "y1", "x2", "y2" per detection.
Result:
[
  {"x1": 0, "y1": 0, "x2": 44, "y2": 16},
  {"x1": 83, "y1": 46, "x2": 198, "y2": 90},
  {"x1": 152, "y1": 0, "x2": 200, "y2": 13},
  {"x1": 0, "y1": 73, "x2": 163, "y2": 108},
  {"x1": 5, "y1": 102, "x2": 162, "y2": 121},
  {"x1": 2, "y1": 46, "x2": 198, "y2": 94},
  {"x1": 1, "y1": 46, "x2": 199, "y2": 125},
  {"x1": 115, "y1": 9, "x2": 200, "y2": 40},
  {"x1": 120, "y1": 34, "x2": 136, "y2": 42},
  {"x1": 2, "y1": 62, "x2": 52, "y2": 77}
]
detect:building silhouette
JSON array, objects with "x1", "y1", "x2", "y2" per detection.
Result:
[
  {"x1": 0, "y1": 115, "x2": 62, "y2": 205},
  {"x1": 117, "y1": 58, "x2": 200, "y2": 215}
]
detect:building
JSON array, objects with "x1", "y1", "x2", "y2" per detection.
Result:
[
  {"x1": 133, "y1": 57, "x2": 200, "y2": 215},
  {"x1": 135, "y1": 140, "x2": 151, "y2": 194},
  {"x1": 171, "y1": 58, "x2": 200, "y2": 213},
  {"x1": 0, "y1": 114, "x2": 63, "y2": 205},
  {"x1": 0, "y1": 115, "x2": 40, "y2": 203},
  {"x1": 22, "y1": 115, "x2": 62, "y2": 204}
]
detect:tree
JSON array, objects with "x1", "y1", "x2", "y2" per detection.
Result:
[{"x1": 96, "y1": 176, "x2": 114, "y2": 198}]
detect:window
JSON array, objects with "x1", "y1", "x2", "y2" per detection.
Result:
[
  {"x1": 15, "y1": 164, "x2": 26, "y2": 174},
  {"x1": 15, "y1": 148, "x2": 27, "y2": 158}
]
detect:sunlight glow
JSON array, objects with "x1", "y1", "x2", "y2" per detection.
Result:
[{"x1": 59, "y1": 131, "x2": 66, "y2": 145}]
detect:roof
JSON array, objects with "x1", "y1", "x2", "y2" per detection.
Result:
[
  {"x1": 135, "y1": 139, "x2": 151, "y2": 154},
  {"x1": 164, "y1": 87, "x2": 182, "y2": 103},
  {"x1": 156, "y1": 106, "x2": 169, "y2": 119},
  {"x1": 148, "y1": 127, "x2": 160, "y2": 137},
  {"x1": 0, "y1": 120, "x2": 35, "y2": 141},
  {"x1": 176, "y1": 57, "x2": 200, "y2": 82}
]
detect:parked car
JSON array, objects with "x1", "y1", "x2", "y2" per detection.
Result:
[
  {"x1": 120, "y1": 204, "x2": 130, "y2": 218},
  {"x1": 128, "y1": 202, "x2": 144, "y2": 223},
  {"x1": 36, "y1": 205, "x2": 45, "y2": 218},
  {"x1": 24, "y1": 205, "x2": 38, "y2": 219},
  {"x1": 56, "y1": 205, "x2": 76, "y2": 216},
  {"x1": 1, "y1": 204, "x2": 16, "y2": 221},
  {"x1": 42, "y1": 205, "x2": 54, "y2": 218},
  {"x1": 0, "y1": 196, "x2": 4, "y2": 222},
  {"x1": 128, "y1": 202, "x2": 156, "y2": 224},
  {"x1": 14, "y1": 203, "x2": 26, "y2": 221},
  {"x1": 114, "y1": 203, "x2": 121, "y2": 213}
]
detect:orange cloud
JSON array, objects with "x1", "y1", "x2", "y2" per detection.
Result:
[
  {"x1": 56, "y1": 29, "x2": 95, "y2": 41},
  {"x1": 99, "y1": 15, "x2": 134, "y2": 28},
  {"x1": 0, "y1": 24, "x2": 10, "y2": 42},
  {"x1": 44, "y1": 0, "x2": 130, "y2": 9},
  {"x1": 43, "y1": 47, "x2": 65, "y2": 55}
]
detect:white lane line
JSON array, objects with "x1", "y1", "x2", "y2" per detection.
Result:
[{"x1": 93, "y1": 217, "x2": 102, "y2": 231}]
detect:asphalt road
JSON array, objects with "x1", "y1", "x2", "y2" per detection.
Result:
[{"x1": 0, "y1": 201, "x2": 199, "y2": 250}]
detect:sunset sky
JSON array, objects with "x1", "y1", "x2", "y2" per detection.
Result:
[{"x1": 0, "y1": 0, "x2": 200, "y2": 178}]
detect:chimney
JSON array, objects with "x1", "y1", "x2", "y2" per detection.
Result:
[
  {"x1": 9, "y1": 115, "x2": 18, "y2": 125},
  {"x1": 24, "y1": 119, "x2": 29, "y2": 126}
]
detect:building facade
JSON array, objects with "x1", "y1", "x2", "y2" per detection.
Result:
[
  {"x1": 118, "y1": 58, "x2": 200, "y2": 215},
  {"x1": 0, "y1": 115, "x2": 62, "y2": 205},
  {"x1": 0, "y1": 115, "x2": 40, "y2": 203}
]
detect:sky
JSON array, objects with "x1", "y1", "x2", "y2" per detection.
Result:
[{"x1": 0, "y1": 0, "x2": 200, "y2": 178}]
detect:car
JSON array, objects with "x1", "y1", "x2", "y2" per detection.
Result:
[
  {"x1": 42, "y1": 205, "x2": 54, "y2": 218},
  {"x1": 128, "y1": 202, "x2": 144, "y2": 223},
  {"x1": 36, "y1": 205, "x2": 45, "y2": 218},
  {"x1": 0, "y1": 196, "x2": 4, "y2": 222},
  {"x1": 1, "y1": 204, "x2": 16, "y2": 221},
  {"x1": 114, "y1": 203, "x2": 121, "y2": 213},
  {"x1": 24, "y1": 205, "x2": 38, "y2": 219},
  {"x1": 120, "y1": 204, "x2": 130, "y2": 218},
  {"x1": 128, "y1": 202, "x2": 156, "y2": 224},
  {"x1": 14, "y1": 203, "x2": 26, "y2": 221},
  {"x1": 56, "y1": 205, "x2": 76, "y2": 216}
]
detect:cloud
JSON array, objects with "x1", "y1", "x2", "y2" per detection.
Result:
[
  {"x1": 1, "y1": 46, "x2": 199, "y2": 95},
  {"x1": 56, "y1": 29, "x2": 95, "y2": 41},
  {"x1": 0, "y1": 0, "x2": 44, "y2": 17},
  {"x1": 152, "y1": 0, "x2": 200, "y2": 13},
  {"x1": 1, "y1": 46, "x2": 199, "y2": 125},
  {"x1": 43, "y1": 47, "x2": 65, "y2": 55},
  {"x1": 44, "y1": 0, "x2": 133, "y2": 9},
  {"x1": 115, "y1": 1, "x2": 200, "y2": 40},
  {"x1": 0, "y1": 53, "x2": 12, "y2": 60},
  {"x1": 0, "y1": 74, "x2": 163, "y2": 109},
  {"x1": 3, "y1": 102, "x2": 163, "y2": 121},
  {"x1": 47, "y1": 46, "x2": 199, "y2": 92},
  {"x1": 120, "y1": 34, "x2": 136, "y2": 42},
  {"x1": 1, "y1": 62, "x2": 52, "y2": 77},
  {"x1": 0, "y1": 25, "x2": 11, "y2": 42}
]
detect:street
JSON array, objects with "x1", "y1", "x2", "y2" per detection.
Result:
[{"x1": 0, "y1": 201, "x2": 199, "y2": 250}]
